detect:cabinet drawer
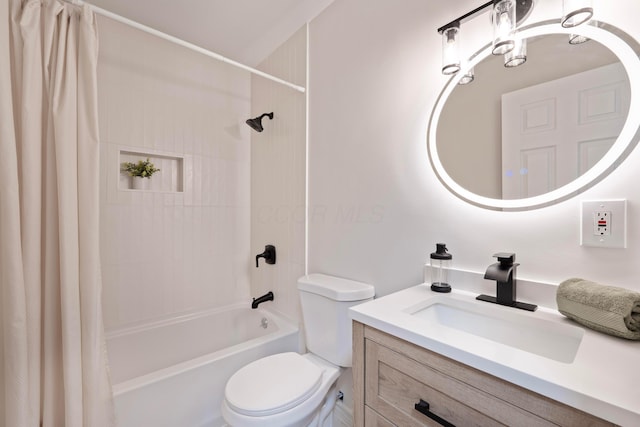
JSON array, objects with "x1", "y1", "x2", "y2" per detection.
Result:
[
  {"x1": 366, "y1": 339, "x2": 547, "y2": 426},
  {"x1": 364, "y1": 406, "x2": 395, "y2": 427},
  {"x1": 363, "y1": 326, "x2": 615, "y2": 427}
]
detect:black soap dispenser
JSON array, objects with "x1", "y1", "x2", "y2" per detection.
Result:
[{"x1": 430, "y1": 243, "x2": 452, "y2": 293}]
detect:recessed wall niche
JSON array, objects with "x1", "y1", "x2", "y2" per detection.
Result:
[{"x1": 119, "y1": 149, "x2": 184, "y2": 192}]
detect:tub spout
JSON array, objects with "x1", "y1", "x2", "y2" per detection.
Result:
[{"x1": 252, "y1": 291, "x2": 274, "y2": 309}]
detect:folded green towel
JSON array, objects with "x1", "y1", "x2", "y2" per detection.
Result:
[{"x1": 556, "y1": 278, "x2": 640, "y2": 340}]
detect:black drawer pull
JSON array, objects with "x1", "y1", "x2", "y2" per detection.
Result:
[{"x1": 414, "y1": 399, "x2": 456, "y2": 427}]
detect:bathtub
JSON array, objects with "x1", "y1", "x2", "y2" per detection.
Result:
[{"x1": 106, "y1": 304, "x2": 300, "y2": 427}]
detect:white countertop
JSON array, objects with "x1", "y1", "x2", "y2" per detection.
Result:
[{"x1": 350, "y1": 284, "x2": 640, "y2": 426}]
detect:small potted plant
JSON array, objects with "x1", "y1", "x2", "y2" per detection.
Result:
[{"x1": 122, "y1": 158, "x2": 160, "y2": 190}]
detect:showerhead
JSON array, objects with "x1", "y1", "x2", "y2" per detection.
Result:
[{"x1": 246, "y1": 112, "x2": 274, "y2": 132}]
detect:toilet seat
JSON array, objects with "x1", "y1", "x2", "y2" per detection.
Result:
[{"x1": 224, "y1": 352, "x2": 323, "y2": 417}]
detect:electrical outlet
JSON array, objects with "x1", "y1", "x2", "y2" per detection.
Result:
[
  {"x1": 593, "y1": 211, "x2": 611, "y2": 236},
  {"x1": 581, "y1": 200, "x2": 627, "y2": 248}
]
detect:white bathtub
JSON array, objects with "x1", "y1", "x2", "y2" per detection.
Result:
[{"x1": 106, "y1": 304, "x2": 300, "y2": 427}]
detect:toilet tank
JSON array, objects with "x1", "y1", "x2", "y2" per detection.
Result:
[{"x1": 298, "y1": 274, "x2": 374, "y2": 367}]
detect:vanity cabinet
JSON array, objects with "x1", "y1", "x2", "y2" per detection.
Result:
[{"x1": 353, "y1": 321, "x2": 616, "y2": 427}]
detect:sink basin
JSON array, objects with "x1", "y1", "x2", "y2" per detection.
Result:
[{"x1": 409, "y1": 297, "x2": 584, "y2": 363}]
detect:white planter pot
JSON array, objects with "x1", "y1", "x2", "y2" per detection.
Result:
[{"x1": 131, "y1": 176, "x2": 150, "y2": 190}]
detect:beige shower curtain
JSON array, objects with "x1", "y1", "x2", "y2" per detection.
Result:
[{"x1": 0, "y1": 0, "x2": 115, "y2": 426}]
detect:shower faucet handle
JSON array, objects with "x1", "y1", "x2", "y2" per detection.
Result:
[{"x1": 256, "y1": 245, "x2": 276, "y2": 267}]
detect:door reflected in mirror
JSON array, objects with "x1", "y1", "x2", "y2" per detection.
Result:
[{"x1": 436, "y1": 33, "x2": 630, "y2": 200}]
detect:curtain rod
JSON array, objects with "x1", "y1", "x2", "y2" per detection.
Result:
[{"x1": 68, "y1": 0, "x2": 306, "y2": 93}]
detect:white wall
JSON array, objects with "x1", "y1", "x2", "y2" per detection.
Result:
[
  {"x1": 307, "y1": 1, "x2": 640, "y2": 412},
  {"x1": 98, "y1": 17, "x2": 252, "y2": 331},
  {"x1": 250, "y1": 26, "x2": 307, "y2": 325},
  {"x1": 308, "y1": 0, "x2": 640, "y2": 298}
]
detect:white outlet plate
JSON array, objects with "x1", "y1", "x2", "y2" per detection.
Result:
[{"x1": 580, "y1": 200, "x2": 627, "y2": 248}]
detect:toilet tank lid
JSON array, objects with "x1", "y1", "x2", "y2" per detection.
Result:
[{"x1": 297, "y1": 274, "x2": 374, "y2": 301}]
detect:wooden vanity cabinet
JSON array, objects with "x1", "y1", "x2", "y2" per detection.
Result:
[{"x1": 353, "y1": 321, "x2": 616, "y2": 427}]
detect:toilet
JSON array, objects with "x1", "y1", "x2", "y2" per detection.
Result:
[{"x1": 221, "y1": 274, "x2": 375, "y2": 427}]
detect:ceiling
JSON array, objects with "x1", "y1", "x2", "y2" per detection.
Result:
[{"x1": 88, "y1": 0, "x2": 336, "y2": 67}]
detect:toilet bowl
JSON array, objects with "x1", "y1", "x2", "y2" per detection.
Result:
[
  {"x1": 221, "y1": 274, "x2": 374, "y2": 427},
  {"x1": 221, "y1": 353, "x2": 340, "y2": 427}
]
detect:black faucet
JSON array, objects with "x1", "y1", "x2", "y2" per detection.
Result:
[
  {"x1": 251, "y1": 291, "x2": 274, "y2": 309},
  {"x1": 476, "y1": 253, "x2": 537, "y2": 312},
  {"x1": 256, "y1": 245, "x2": 276, "y2": 267}
]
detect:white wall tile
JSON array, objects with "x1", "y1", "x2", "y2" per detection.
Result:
[
  {"x1": 250, "y1": 26, "x2": 307, "y2": 324},
  {"x1": 98, "y1": 17, "x2": 251, "y2": 331}
]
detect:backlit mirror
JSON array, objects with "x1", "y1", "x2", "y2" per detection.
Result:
[{"x1": 428, "y1": 22, "x2": 640, "y2": 210}]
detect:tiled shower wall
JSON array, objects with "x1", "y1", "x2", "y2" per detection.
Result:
[
  {"x1": 250, "y1": 27, "x2": 307, "y2": 325},
  {"x1": 97, "y1": 17, "x2": 252, "y2": 331}
]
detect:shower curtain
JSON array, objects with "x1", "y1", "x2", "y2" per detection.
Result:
[{"x1": 0, "y1": 0, "x2": 114, "y2": 426}]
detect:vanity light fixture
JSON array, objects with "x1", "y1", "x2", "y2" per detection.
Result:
[
  {"x1": 436, "y1": 0, "x2": 596, "y2": 77},
  {"x1": 436, "y1": 0, "x2": 534, "y2": 77},
  {"x1": 441, "y1": 21, "x2": 461, "y2": 75},
  {"x1": 504, "y1": 37, "x2": 527, "y2": 67},
  {"x1": 561, "y1": 0, "x2": 593, "y2": 28}
]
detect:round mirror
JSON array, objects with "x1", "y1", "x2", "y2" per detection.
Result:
[{"x1": 428, "y1": 22, "x2": 640, "y2": 210}]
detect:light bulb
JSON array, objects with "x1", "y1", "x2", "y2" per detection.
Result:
[
  {"x1": 442, "y1": 24, "x2": 461, "y2": 75},
  {"x1": 492, "y1": 0, "x2": 516, "y2": 55}
]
